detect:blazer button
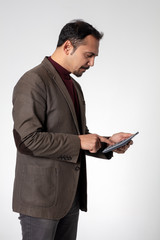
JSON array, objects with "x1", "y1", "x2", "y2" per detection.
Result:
[{"x1": 75, "y1": 166, "x2": 80, "y2": 171}]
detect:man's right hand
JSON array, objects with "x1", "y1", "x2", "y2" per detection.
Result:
[{"x1": 78, "y1": 134, "x2": 112, "y2": 153}]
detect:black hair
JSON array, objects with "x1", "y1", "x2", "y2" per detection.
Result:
[{"x1": 57, "y1": 19, "x2": 103, "y2": 49}]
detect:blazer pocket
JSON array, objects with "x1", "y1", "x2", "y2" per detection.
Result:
[{"x1": 20, "y1": 165, "x2": 58, "y2": 207}]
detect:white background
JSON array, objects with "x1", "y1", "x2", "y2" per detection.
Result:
[{"x1": 1, "y1": 0, "x2": 160, "y2": 239}]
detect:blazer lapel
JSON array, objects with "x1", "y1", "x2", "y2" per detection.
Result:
[
  {"x1": 73, "y1": 81, "x2": 86, "y2": 134},
  {"x1": 53, "y1": 72, "x2": 80, "y2": 134}
]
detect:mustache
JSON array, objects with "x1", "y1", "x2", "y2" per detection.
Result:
[{"x1": 81, "y1": 66, "x2": 90, "y2": 70}]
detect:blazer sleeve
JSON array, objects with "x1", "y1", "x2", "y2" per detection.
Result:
[{"x1": 12, "y1": 71, "x2": 80, "y2": 163}]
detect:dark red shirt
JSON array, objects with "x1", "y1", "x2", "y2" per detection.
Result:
[{"x1": 48, "y1": 56, "x2": 81, "y2": 131}]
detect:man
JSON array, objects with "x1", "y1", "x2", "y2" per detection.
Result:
[{"x1": 12, "y1": 20, "x2": 133, "y2": 240}]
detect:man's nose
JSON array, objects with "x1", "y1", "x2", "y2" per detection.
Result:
[{"x1": 88, "y1": 57, "x2": 95, "y2": 67}]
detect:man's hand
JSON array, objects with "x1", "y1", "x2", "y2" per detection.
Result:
[
  {"x1": 78, "y1": 132, "x2": 133, "y2": 154},
  {"x1": 109, "y1": 132, "x2": 133, "y2": 154},
  {"x1": 78, "y1": 134, "x2": 112, "y2": 153}
]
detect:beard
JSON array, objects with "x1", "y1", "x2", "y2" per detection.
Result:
[{"x1": 73, "y1": 66, "x2": 90, "y2": 77}]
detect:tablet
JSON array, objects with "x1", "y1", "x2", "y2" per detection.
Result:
[{"x1": 102, "y1": 132, "x2": 139, "y2": 153}]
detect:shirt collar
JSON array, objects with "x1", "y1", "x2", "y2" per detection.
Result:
[{"x1": 48, "y1": 56, "x2": 71, "y2": 80}]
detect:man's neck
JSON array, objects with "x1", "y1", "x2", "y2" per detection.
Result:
[{"x1": 51, "y1": 51, "x2": 70, "y2": 72}]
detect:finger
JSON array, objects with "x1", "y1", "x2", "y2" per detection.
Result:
[
  {"x1": 114, "y1": 148, "x2": 126, "y2": 154},
  {"x1": 99, "y1": 136, "x2": 113, "y2": 145},
  {"x1": 96, "y1": 139, "x2": 102, "y2": 151},
  {"x1": 122, "y1": 133, "x2": 133, "y2": 139},
  {"x1": 114, "y1": 142, "x2": 132, "y2": 153},
  {"x1": 89, "y1": 148, "x2": 97, "y2": 153},
  {"x1": 129, "y1": 140, "x2": 133, "y2": 145},
  {"x1": 89, "y1": 138, "x2": 102, "y2": 153}
]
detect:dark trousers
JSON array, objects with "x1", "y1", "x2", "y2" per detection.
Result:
[{"x1": 19, "y1": 195, "x2": 80, "y2": 240}]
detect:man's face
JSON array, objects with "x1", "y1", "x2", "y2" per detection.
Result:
[{"x1": 68, "y1": 35, "x2": 100, "y2": 77}]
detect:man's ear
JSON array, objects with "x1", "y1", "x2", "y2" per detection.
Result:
[{"x1": 63, "y1": 40, "x2": 73, "y2": 55}]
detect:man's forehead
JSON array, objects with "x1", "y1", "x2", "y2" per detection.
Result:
[{"x1": 79, "y1": 35, "x2": 99, "y2": 54}]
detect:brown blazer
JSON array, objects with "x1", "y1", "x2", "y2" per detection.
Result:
[{"x1": 12, "y1": 57, "x2": 112, "y2": 220}]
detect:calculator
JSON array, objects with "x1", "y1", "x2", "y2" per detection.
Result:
[{"x1": 102, "y1": 132, "x2": 139, "y2": 153}]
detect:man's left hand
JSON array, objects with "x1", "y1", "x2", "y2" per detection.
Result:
[{"x1": 109, "y1": 132, "x2": 133, "y2": 154}]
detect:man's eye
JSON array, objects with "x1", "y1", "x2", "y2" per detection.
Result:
[{"x1": 86, "y1": 54, "x2": 93, "y2": 58}]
